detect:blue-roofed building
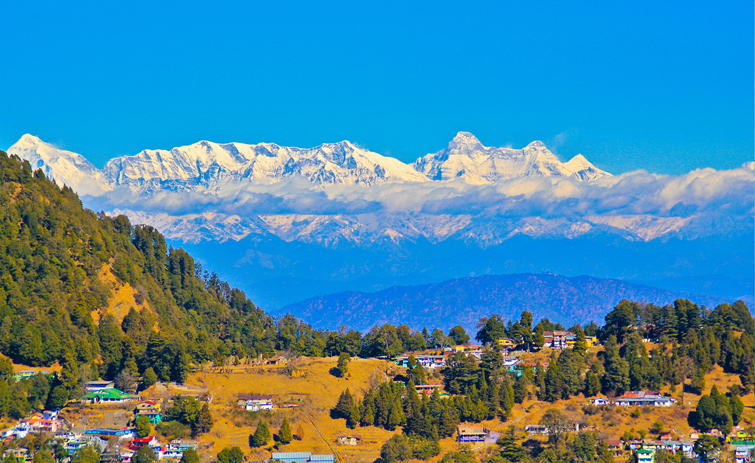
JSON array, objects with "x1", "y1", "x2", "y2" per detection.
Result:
[
  {"x1": 271, "y1": 452, "x2": 334, "y2": 463},
  {"x1": 309, "y1": 456, "x2": 334, "y2": 463}
]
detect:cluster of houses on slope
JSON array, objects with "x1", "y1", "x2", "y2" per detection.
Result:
[
  {"x1": 394, "y1": 347, "x2": 521, "y2": 373},
  {"x1": 0, "y1": 381, "x2": 204, "y2": 463},
  {"x1": 3, "y1": 412, "x2": 197, "y2": 463},
  {"x1": 1, "y1": 411, "x2": 66, "y2": 440},
  {"x1": 523, "y1": 422, "x2": 755, "y2": 463},
  {"x1": 539, "y1": 331, "x2": 598, "y2": 350},
  {"x1": 393, "y1": 332, "x2": 598, "y2": 373}
]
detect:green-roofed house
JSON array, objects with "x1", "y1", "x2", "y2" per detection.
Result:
[{"x1": 82, "y1": 388, "x2": 133, "y2": 405}]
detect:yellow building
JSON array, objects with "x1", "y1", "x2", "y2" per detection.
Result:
[{"x1": 496, "y1": 338, "x2": 515, "y2": 349}]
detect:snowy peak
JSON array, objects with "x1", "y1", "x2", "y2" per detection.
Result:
[
  {"x1": 413, "y1": 133, "x2": 610, "y2": 182},
  {"x1": 15, "y1": 133, "x2": 46, "y2": 148},
  {"x1": 7, "y1": 134, "x2": 110, "y2": 195},
  {"x1": 445, "y1": 131, "x2": 485, "y2": 155}
]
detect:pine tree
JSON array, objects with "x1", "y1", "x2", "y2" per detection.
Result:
[
  {"x1": 513, "y1": 374, "x2": 529, "y2": 404},
  {"x1": 336, "y1": 352, "x2": 350, "y2": 377},
  {"x1": 278, "y1": 418, "x2": 292, "y2": 444},
  {"x1": 347, "y1": 403, "x2": 361, "y2": 429},
  {"x1": 501, "y1": 382, "x2": 515, "y2": 413},
  {"x1": 249, "y1": 420, "x2": 271, "y2": 448},
  {"x1": 333, "y1": 389, "x2": 354, "y2": 419},
  {"x1": 584, "y1": 371, "x2": 600, "y2": 397},
  {"x1": 179, "y1": 449, "x2": 199, "y2": 463},
  {"x1": 386, "y1": 399, "x2": 405, "y2": 430},
  {"x1": 360, "y1": 402, "x2": 375, "y2": 427},
  {"x1": 194, "y1": 403, "x2": 214, "y2": 435},
  {"x1": 689, "y1": 367, "x2": 706, "y2": 395},
  {"x1": 135, "y1": 415, "x2": 151, "y2": 438},
  {"x1": 498, "y1": 434, "x2": 525, "y2": 462},
  {"x1": 438, "y1": 407, "x2": 458, "y2": 438}
]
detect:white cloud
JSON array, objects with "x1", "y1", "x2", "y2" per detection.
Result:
[{"x1": 90, "y1": 165, "x2": 754, "y2": 226}]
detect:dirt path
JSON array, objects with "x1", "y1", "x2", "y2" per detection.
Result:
[{"x1": 307, "y1": 413, "x2": 340, "y2": 463}]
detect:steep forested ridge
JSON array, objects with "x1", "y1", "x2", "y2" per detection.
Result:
[{"x1": 0, "y1": 151, "x2": 284, "y2": 384}]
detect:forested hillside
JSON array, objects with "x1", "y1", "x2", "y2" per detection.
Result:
[{"x1": 0, "y1": 151, "x2": 316, "y2": 409}]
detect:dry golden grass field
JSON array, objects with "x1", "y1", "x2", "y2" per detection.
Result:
[
  {"x1": 5, "y1": 344, "x2": 752, "y2": 463},
  {"x1": 180, "y1": 353, "x2": 754, "y2": 463}
]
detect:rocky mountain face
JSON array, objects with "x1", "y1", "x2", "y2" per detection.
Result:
[{"x1": 8, "y1": 134, "x2": 111, "y2": 196}]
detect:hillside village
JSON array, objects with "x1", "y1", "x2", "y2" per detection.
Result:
[{"x1": 1, "y1": 319, "x2": 753, "y2": 463}]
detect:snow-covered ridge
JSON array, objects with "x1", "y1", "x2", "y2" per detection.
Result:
[
  {"x1": 6, "y1": 132, "x2": 609, "y2": 194},
  {"x1": 413, "y1": 132, "x2": 610, "y2": 183},
  {"x1": 8, "y1": 134, "x2": 112, "y2": 196}
]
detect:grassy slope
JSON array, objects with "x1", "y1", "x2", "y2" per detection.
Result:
[
  {"x1": 180, "y1": 352, "x2": 754, "y2": 463},
  {"x1": 91, "y1": 263, "x2": 156, "y2": 325}
]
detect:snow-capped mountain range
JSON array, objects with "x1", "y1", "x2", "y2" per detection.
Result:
[
  {"x1": 8, "y1": 132, "x2": 608, "y2": 194},
  {"x1": 6, "y1": 132, "x2": 753, "y2": 247},
  {"x1": 5, "y1": 131, "x2": 753, "y2": 309}
]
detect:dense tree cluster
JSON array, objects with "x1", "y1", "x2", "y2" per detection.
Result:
[
  {"x1": 518, "y1": 300, "x2": 754, "y2": 404},
  {"x1": 332, "y1": 382, "x2": 461, "y2": 438},
  {"x1": 161, "y1": 396, "x2": 213, "y2": 437},
  {"x1": 691, "y1": 385, "x2": 744, "y2": 435}
]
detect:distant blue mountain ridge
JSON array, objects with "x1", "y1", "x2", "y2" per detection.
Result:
[{"x1": 276, "y1": 272, "x2": 747, "y2": 334}]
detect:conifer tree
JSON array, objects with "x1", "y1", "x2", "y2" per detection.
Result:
[
  {"x1": 278, "y1": 417, "x2": 292, "y2": 444},
  {"x1": 333, "y1": 389, "x2": 354, "y2": 419},
  {"x1": 347, "y1": 403, "x2": 361, "y2": 429},
  {"x1": 360, "y1": 402, "x2": 375, "y2": 426},
  {"x1": 249, "y1": 420, "x2": 271, "y2": 448},
  {"x1": 179, "y1": 449, "x2": 199, "y2": 463},
  {"x1": 386, "y1": 399, "x2": 405, "y2": 430},
  {"x1": 336, "y1": 352, "x2": 350, "y2": 377}
]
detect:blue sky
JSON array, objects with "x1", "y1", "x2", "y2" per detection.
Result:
[{"x1": 2, "y1": 1, "x2": 752, "y2": 174}]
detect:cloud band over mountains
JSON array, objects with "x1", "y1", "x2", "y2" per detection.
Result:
[{"x1": 88, "y1": 164, "x2": 754, "y2": 220}]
